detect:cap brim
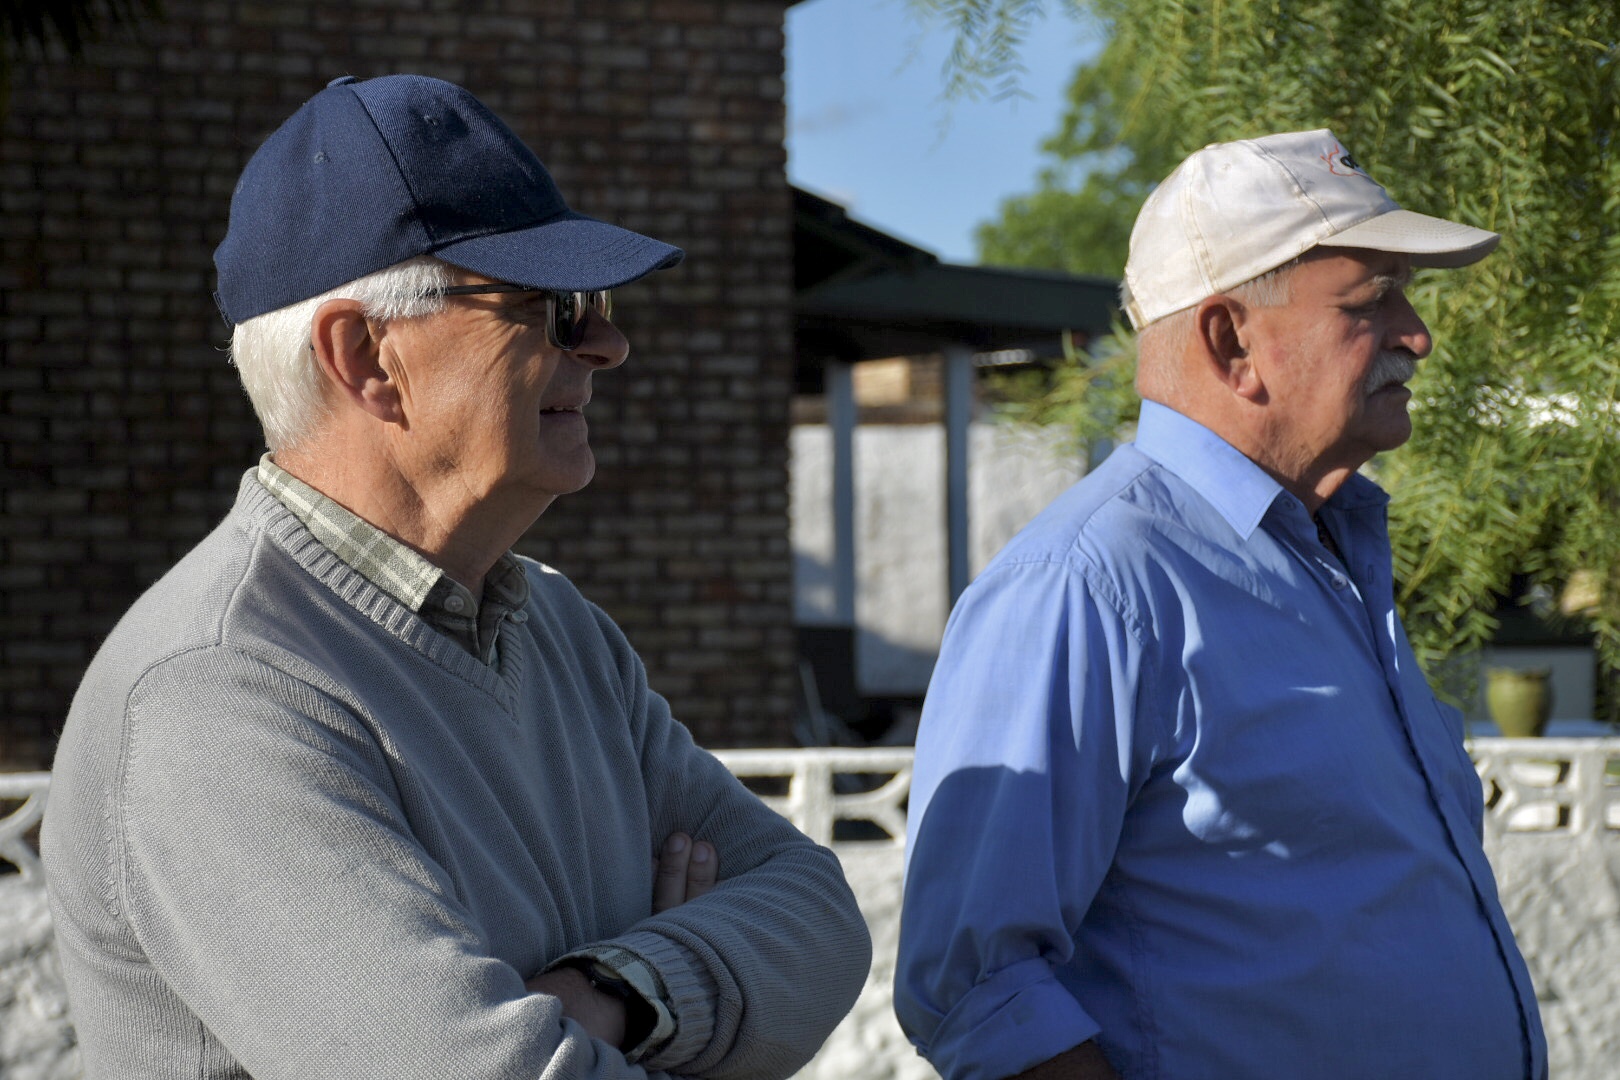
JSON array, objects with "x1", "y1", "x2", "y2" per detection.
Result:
[
  {"x1": 1319, "y1": 208, "x2": 1499, "y2": 268},
  {"x1": 433, "y1": 214, "x2": 684, "y2": 291}
]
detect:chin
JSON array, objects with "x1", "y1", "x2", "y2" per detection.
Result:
[
  {"x1": 1362, "y1": 398, "x2": 1414, "y2": 450},
  {"x1": 538, "y1": 458, "x2": 597, "y2": 500},
  {"x1": 1358, "y1": 422, "x2": 1411, "y2": 452}
]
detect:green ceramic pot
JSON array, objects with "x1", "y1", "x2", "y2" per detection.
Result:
[{"x1": 1484, "y1": 667, "x2": 1553, "y2": 738}]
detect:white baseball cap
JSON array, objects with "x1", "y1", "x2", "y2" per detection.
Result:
[{"x1": 1121, "y1": 129, "x2": 1499, "y2": 329}]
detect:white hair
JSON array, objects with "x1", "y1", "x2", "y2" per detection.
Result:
[
  {"x1": 1134, "y1": 256, "x2": 1303, "y2": 401},
  {"x1": 229, "y1": 256, "x2": 456, "y2": 451}
]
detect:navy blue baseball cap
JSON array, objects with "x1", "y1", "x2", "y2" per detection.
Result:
[{"x1": 213, "y1": 74, "x2": 684, "y2": 326}]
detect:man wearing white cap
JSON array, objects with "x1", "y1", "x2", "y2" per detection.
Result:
[{"x1": 895, "y1": 131, "x2": 1547, "y2": 1080}]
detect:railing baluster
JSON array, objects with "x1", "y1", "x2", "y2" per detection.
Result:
[
  {"x1": 713, "y1": 748, "x2": 915, "y2": 846},
  {"x1": 0, "y1": 772, "x2": 53, "y2": 884}
]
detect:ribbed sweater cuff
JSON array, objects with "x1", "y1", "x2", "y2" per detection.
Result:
[{"x1": 611, "y1": 929, "x2": 720, "y2": 1070}]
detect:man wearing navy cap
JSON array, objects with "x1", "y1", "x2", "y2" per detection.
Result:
[{"x1": 44, "y1": 75, "x2": 869, "y2": 1079}]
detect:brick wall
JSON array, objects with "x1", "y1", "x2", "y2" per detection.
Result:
[{"x1": 0, "y1": 0, "x2": 799, "y2": 767}]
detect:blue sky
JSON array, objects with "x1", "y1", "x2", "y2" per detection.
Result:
[{"x1": 785, "y1": 0, "x2": 1101, "y2": 265}]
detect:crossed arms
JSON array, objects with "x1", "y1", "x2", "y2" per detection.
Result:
[{"x1": 47, "y1": 593, "x2": 871, "y2": 1080}]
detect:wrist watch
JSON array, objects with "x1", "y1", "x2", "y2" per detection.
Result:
[{"x1": 557, "y1": 956, "x2": 659, "y2": 1053}]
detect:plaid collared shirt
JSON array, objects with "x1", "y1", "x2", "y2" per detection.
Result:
[{"x1": 256, "y1": 454, "x2": 529, "y2": 665}]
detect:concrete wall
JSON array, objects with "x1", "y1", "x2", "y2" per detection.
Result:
[
  {"x1": 0, "y1": 878, "x2": 73, "y2": 1080},
  {"x1": 790, "y1": 422, "x2": 1086, "y2": 696},
  {"x1": 1490, "y1": 834, "x2": 1620, "y2": 1076},
  {"x1": 797, "y1": 846, "x2": 939, "y2": 1080}
]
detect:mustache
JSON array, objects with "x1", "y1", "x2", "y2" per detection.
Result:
[{"x1": 1363, "y1": 350, "x2": 1417, "y2": 394}]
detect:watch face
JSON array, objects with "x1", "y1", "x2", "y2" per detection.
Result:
[{"x1": 582, "y1": 961, "x2": 633, "y2": 1000}]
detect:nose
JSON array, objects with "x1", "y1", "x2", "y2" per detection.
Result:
[
  {"x1": 1388, "y1": 290, "x2": 1433, "y2": 359},
  {"x1": 571, "y1": 309, "x2": 629, "y2": 370}
]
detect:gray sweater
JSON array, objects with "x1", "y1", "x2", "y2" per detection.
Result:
[{"x1": 43, "y1": 473, "x2": 870, "y2": 1080}]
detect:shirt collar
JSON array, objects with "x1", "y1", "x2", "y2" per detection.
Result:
[
  {"x1": 254, "y1": 454, "x2": 531, "y2": 664},
  {"x1": 423, "y1": 553, "x2": 531, "y2": 665},
  {"x1": 1133, "y1": 401, "x2": 1288, "y2": 541},
  {"x1": 256, "y1": 453, "x2": 444, "y2": 611},
  {"x1": 1133, "y1": 402, "x2": 1393, "y2": 538}
]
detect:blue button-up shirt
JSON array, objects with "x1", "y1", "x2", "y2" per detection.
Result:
[{"x1": 896, "y1": 402, "x2": 1546, "y2": 1080}]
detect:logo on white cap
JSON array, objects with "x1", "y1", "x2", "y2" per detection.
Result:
[{"x1": 1321, "y1": 143, "x2": 1365, "y2": 178}]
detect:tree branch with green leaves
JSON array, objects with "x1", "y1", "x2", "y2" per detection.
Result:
[{"x1": 923, "y1": 0, "x2": 1620, "y2": 716}]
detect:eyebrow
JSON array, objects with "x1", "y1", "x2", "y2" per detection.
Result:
[
  {"x1": 1368, "y1": 267, "x2": 1414, "y2": 297},
  {"x1": 1360, "y1": 268, "x2": 1412, "y2": 302}
]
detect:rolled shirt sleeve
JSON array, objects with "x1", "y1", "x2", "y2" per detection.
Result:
[{"x1": 896, "y1": 556, "x2": 1156, "y2": 1080}]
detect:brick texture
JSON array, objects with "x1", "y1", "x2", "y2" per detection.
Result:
[{"x1": 0, "y1": 0, "x2": 799, "y2": 767}]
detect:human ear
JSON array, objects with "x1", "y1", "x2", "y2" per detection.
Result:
[
  {"x1": 1194, "y1": 296, "x2": 1266, "y2": 403},
  {"x1": 309, "y1": 299, "x2": 403, "y2": 424}
]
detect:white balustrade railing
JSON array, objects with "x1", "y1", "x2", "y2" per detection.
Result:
[
  {"x1": 712, "y1": 747, "x2": 914, "y2": 847},
  {"x1": 1469, "y1": 737, "x2": 1620, "y2": 841},
  {"x1": 0, "y1": 771, "x2": 51, "y2": 884},
  {"x1": 3, "y1": 740, "x2": 1616, "y2": 876}
]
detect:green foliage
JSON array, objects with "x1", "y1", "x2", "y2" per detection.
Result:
[
  {"x1": 908, "y1": 0, "x2": 1088, "y2": 103},
  {"x1": 981, "y1": 327, "x2": 1140, "y2": 444},
  {"x1": 921, "y1": 0, "x2": 1620, "y2": 713},
  {"x1": 974, "y1": 22, "x2": 1183, "y2": 277}
]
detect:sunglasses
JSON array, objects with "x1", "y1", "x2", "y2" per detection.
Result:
[{"x1": 439, "y1": 283, "x2": 612, "y2": 351}]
